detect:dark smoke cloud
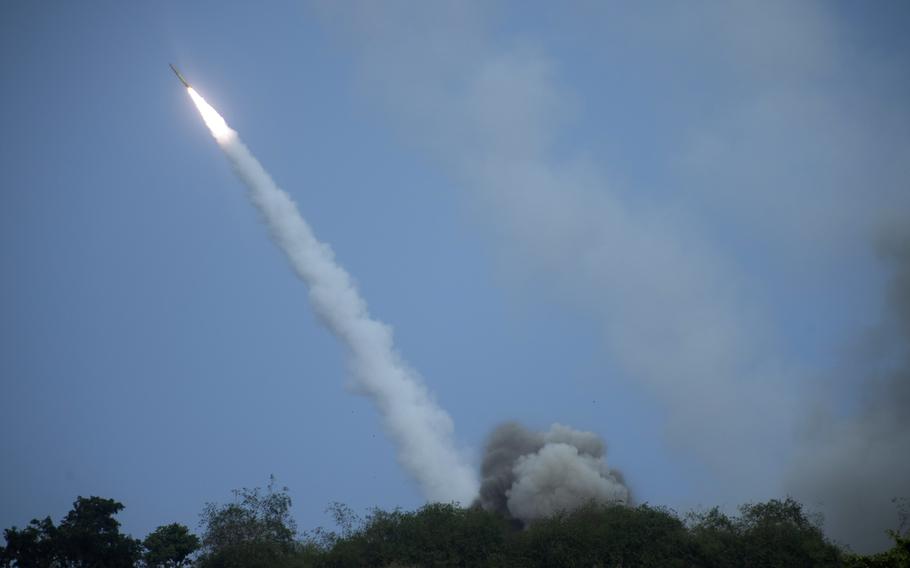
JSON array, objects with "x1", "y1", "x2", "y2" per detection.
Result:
[
  {"x1": 788, "y1": 229, "x2": 910, "y2": 552},
  {"x1": 477, "y1": 422, "x2": 630, "y2": 524}
]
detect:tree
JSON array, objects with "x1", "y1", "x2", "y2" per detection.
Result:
[
  {"x1": 736, "y1": 498, "x2": 841, "y2": 567},
  {"x1": 688, "y1": 498, "x2": 843, "y2": 567},
  {"x1": 56, "y1": 496, "x2": 142, "y2": 567},
  {"x1": 196, "y1": 478, "x2": 298, "y2": 568},
  {"x1": 687, "y1": 507, "x2": 742, "y2": 567},
  {"x1": 1, "y1": 497, "x2": 140, "y2": 568},
  {"x1": 1, "y1": 517, "x2": 57, "y2": 567},
  {"x1": 324, "y1": 503, "x2": 509, "y2": 567},
  {"x1": 143, "y1": 523, "x2": 200, "y2": 568},
  {"x1": 517, "y1": 502, "x2": 696, "y2": 568}
]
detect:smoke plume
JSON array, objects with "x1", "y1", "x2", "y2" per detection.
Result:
[
  {"x1": 788, "y1": 230, "x2": 910, "y2": 552},
  {"x1": 477, "y1": 422, "x2": 630, "y2": 524},
  {"x1": 187, "y1": 88, "x2": 478, "y2": 504},
  {"x1": 316, "y1": 1, "x2": 910, "y2": 549}
]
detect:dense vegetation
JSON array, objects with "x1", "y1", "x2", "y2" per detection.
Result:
[{"x1": 2, "y1": 482, "x2": 907, "y2": 567}]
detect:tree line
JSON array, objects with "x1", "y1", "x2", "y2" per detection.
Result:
[{"x1": 2, "y1": 481, "x2": 908, "y2": 567}]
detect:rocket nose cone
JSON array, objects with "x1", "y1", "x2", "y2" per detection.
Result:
[{"x1": 169, "y1": 64, "x2": 190, "y2": 87}]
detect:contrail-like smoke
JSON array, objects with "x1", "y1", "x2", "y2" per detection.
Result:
[
  {"x1": 184, "y1": 87, "x2": 478, "y2": 504},
  {"x1": 477, "y1": 422, "x2": 630, "y2": 524}
]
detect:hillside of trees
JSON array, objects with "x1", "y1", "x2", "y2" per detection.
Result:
[{"x1": 3, "y1": 481, "x2": 908, "y2": 567}]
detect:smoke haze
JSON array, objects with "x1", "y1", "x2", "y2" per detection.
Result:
[
  {"x1": 316, "y1": 0, "x2": 910, "y2": 551},
  {"x1": 188, "y1": 1, "x2": 909, "y2": 549},
  {"x1": 188, "y1": 92, "x2": 478, "y2": 505},
  {"x1": 787, "y1": 230, "x2": 910, "y2": 550}
]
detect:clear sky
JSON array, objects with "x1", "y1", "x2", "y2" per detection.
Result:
[{"x1": 2, "y1": 0, "x2": 908, "y2": 552}]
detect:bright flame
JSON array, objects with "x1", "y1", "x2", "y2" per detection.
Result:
[{"x1": 188, "y1": 87, "x2": 235, "y2": 143}]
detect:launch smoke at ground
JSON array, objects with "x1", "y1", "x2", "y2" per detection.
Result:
[
  {"x1": 478, "y1": 422, "x2": 630, "y2": 524},
  {"x1": 185, "y1": 87, "x2": 478, "y2": 504}
]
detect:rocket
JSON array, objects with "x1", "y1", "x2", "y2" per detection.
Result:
[{"x1": 169, "y1": 64, "x2": 190, "y2": 88}]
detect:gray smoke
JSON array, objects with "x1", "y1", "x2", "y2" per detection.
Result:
[
  {"x1": 477, "y1": 422, "x2": 630, "y2": 524},
  {"x1": 788, "y1": 230, "x2": 910, "y2": 552},
  {"x1": 316, "y1": 2, "x2": 910, "y2": 549}
]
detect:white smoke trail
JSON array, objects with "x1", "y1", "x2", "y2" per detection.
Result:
[{"x1": 186, "y1": 87, "x2": 478, "y2": 504}]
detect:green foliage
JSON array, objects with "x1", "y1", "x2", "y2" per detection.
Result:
[
  {"x1": 686, "y1": 506, "x2": 741, "y2": 565},
  {"x1": 142, "y1": 523, "x2": 200, "y2": 567},
  {"x1": 56, "y1": 497, "x2": 142, "y2": 567},
  {"x1": 314, "y1": 502, "x2": 510, "y2": 567},
  {"x1": 514, "y1": 502, "x2": 695, "y2": 568},
  {"x1": 3, "y1": 487, "x2": 907, "y2": 567},
  {"x1": 305, "y1": 498, "x2": 849, "y2": 567},
  {"x1": 1, "y1": 517, "x2": 57, "y2": 568},
  {"x1": 0, "y1": 497, "x2": 141, "y2": 568},
  {"x1": 195, "y1": 477, "x2": 298, "y2": 568},
  {"x1": 688, "y1": 498, "x2": 843, "y2": 567},
  {"x1": 738, "y1": 498, "x2": 842, "y2": 566}
]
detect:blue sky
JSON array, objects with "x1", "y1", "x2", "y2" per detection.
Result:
[{"x1": 2, "y1": 0, "x2": 908, "y2": 552}]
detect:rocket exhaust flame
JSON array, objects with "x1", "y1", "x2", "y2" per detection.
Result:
[
  {"x1": 187, "y1": 88, "x2": 234, "y2": 143},
  {"x1": 182, "y1": 83, "x2": 478, "y2": 504}
]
